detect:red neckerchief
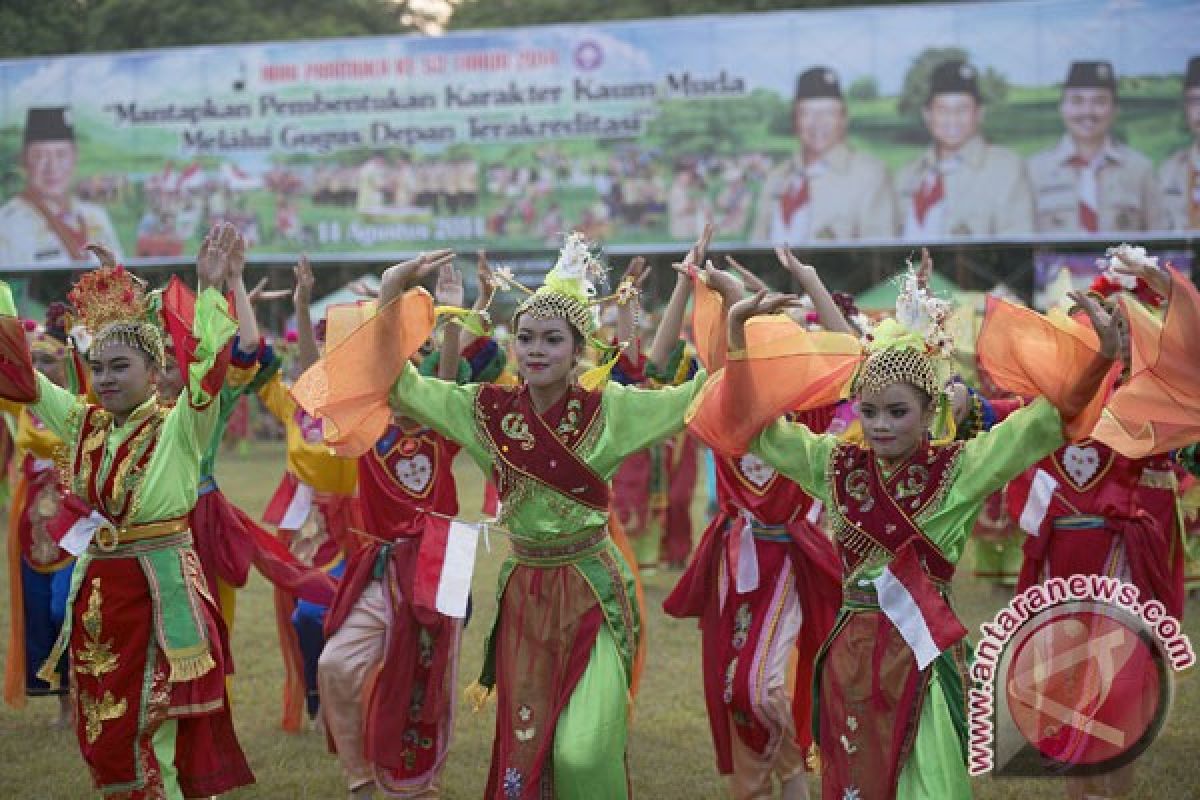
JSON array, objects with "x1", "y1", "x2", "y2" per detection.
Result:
[{"x1": 20, "y1": 190, "x2": 87, "y2": 259}]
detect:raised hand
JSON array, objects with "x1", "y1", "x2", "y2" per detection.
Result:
[
  {"x1": 699, "y1": 261, "x2": 746, "y2": 307},
  {"x1": 475, "y1": 251, "x2": 498, "y2": 311},
  {"x1": 916, "y1": 247, "x2": 933, "y2": 289},
  {"x1": 726, "y1": 255, "x2": 769, "y2": 293},
  {"x1": 1068, "y1": 289, "x2": 1121, "y2": 360},
  {"x1": 774, "y1": 246, "x2": 817, "y2": 287},
  {"x1": 247, "y1": 277, "x2": 291, "y2": 305},
  {"x1": 620, "y1": 255, "x2": 651, "y2": 290},
  {"x1": 679, "y1": 221, "x2": 715, "y2": 275},
  {"x1": 728, "y1": 289, "x2": 803, "y2": 326},
  {"x1": 197, "y1": 222, "x2": 244, "y2": 290},
  {"x1": 84, "y1": 243, "x2": 117, "y2": 268},
  {"x1": 435, "y1": 260, "x2": 465, "y2": 308},
  {"x1": 347, "y1": 278, "x2": 380, "y2": 299},
  {"x1": 380, "y1": 249, "x2": 456, "y2": 306},
  {"x1": 945, "y1": 379, "x2": 971, "y2": 426},
  {"x1": 294, "y1": 254, "x2": 315, "y2": 307}
]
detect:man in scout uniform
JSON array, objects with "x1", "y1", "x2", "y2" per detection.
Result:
[
  {"x1": 0, "y1": 107, "x2": 123, "y2": 267},
  {"x1": 1161, "y1": 56, "x2": 1200, "y2": 230},
  {"x1": 752, "y1": 67, "x2": 895, "y2": 243},
  {"x1": 1028, "y1": 60, "x2": 1167, "y2": 234},
  {"x1": 896, "y1": 59, "x2": 1033, "y2": 239}
]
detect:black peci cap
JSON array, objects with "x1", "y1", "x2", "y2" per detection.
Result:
[
  {"x1": 928, "y1": 60, "x2": 981, "y2": 102},
  {"x1": 794, "y1": 67, "x2": 842, "y2": 101},
  {"x1": 1185, "y1": 56, "x2": 1200, "y2": 91},
  {"x1": 23, "y1": 107, "x2": 74, "y2": 146},
  {"x1": 1065, "y1": 60, "x2": 1118, "y2": 93}
]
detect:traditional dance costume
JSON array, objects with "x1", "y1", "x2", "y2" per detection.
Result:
[
  {"x1": 664, "y1": 404, "x2": 842, "y2": 799},
  {"x1": 390, "y1": 363, "x2": 703, "y2": 799},
  {"x1": 609, "y1": 340, "x2": 696, "y2": 569},
  {"x1": 259, "y1": 365, "x2": 360, "y2": 730},
  {"x1": 1009, "y1": 439, "x2": 1186, "y2": 616},
  {"x1": 3, "y1": 305, "x2": 79, "y2": 708},
  {"x1": 964, "y1": 394, "x2": 1026, "y2": 588},
  {"x1": 0, "y1": 272, "x2": 253, "y2": 798},
  {"x1": 1173, "y1": 444, "x2": 1200, "y2": 590},
  {"x1": 161, "y1": 282, "x2": 338, "y2": 712},
  {"x1": 318, "y1": 341, "x2": 504, "y2": 796},
  {"x1": 318, "y1": 418, "x2": 461, "y2": 796},
  {"x1": 688, "y1": 273, "x2": 1116, "y2": 799},
  {"x1": 2, "y1": 398, "x2": 74, "y2": 706},
  {"x1": 292, "y1": 236, "x2": 707, "y2": 799}
]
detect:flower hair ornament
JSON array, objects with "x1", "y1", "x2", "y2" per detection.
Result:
[
  {"x1": 487, "y1": 232, "x2": 627, "y2": 389},
  {"x1": 67, "y1": 264, "x2": 166, "y2": 368},
  {"x1": 1090, "y1": 243, "x2": 1165, "y2": 310},
  {"x1": 512, "y1": 232, "x2": 608, "y2": 339},
  {"x1": 849, "y1": 258, "x2": 961, "y2": 442}
]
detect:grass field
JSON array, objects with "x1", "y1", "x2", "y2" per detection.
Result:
[{"x1": 2, "y1": 440, "x2": 1198, "y2": 798}]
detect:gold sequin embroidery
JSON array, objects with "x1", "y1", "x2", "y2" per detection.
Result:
[
  {"x1": 81, "y1": 689, "x2": 128, "y2": 744},
  {"x1": 76, "y1": 578, "x2": 119, "y2": 679},
  {"x1": 500, "y1": 412, "x2": 536, "y2": 451}
]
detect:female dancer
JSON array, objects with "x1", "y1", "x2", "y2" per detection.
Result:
[
  {"x1": 294, "y1": 234, "x2": 708, "y2": 799},
  {"x1": 1004, "y1": 248, "x2": 1189, "y2": 800},
  {"x1": 0, "y1": 246, "x2": 252, "y2": 797},
  {"x1": 687, "y1": 259, "x2": 1119, "y2": 799},
  {"x1": 665, "y1": 247, "x2": 847, "y2": 800},
  {"x1": 2, "y1": 302, "x2": 78, "y2": 725},
  {"x1": 608, "y1": 253, "x2": 703, "y2": 573},
  {"x1": 258, "y1": 253, "x2": 361, "y2": 731},
  {"x1": 318, "y1": 254, "x2": 503, "y2": 798}
]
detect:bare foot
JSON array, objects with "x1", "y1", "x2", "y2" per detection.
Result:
[{"x1": 51, "y1": 695, "x2": 74, "y2": 730}]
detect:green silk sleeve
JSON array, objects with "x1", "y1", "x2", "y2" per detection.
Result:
[
  {"x1": 157, "y1": 287, "x2": 236, "y2": 467},
  {"x1": 749, "y1": 418, "x2": 838, "y2": 505},
  {"x1": 390, "y1": 361, "x2": 489, "y2": 468},
  {"x1": 0, "y1": 281, "x2": 16, "y2": 316},
  {"x1": 161, "y1": 379, "x2": 221, "y2": 466},
  {"x1": 592, "y1": 370, "x2": 707, "y2": 475},
  {"x1": 30, "y1": 372, "x2": 84, "y2": 444},
  {"x1": 952, "y1": 397, "x2": 1064, "y2": 503},
  {"x1": 187, "y1": 287, "x2": 238, "y2": 409}
]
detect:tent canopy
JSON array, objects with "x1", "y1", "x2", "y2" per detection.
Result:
[{"x1": 855, "y1": 270, "x2": 963, "y2": 310}]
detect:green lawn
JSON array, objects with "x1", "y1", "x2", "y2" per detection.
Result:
[{"x1": 1, "y1": 440, "x2": 1197, "y2": 797}]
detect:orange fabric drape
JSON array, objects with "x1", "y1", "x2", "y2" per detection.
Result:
[
  {"x1": 291, "y1": 288, "x2": 435, "y2": 458},
  {"x1": 687, "y1": 314, "x2": 860, "y2": 456},
  {"x1": 689, "y1": 275, "x2": 728, "y2": 373},
  {"x1": 977, "y1": 295, "x2": 1119, "y2": 442},
  {"x1": 1093, "y1": 268, "x2": 1200, "y2": 457}
]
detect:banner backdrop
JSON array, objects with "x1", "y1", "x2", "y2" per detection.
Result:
[{"x1": 0, "y1": 0, "x2": 1196, "y2": 269}]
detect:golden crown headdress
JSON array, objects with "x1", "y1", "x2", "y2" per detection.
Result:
[
  {"x1": 67, "y1": 265, "x2": 165, "y2": 367},
  {"x1": 852, "y1": 261, "x2": 955, "y2": 400},
  {"x1": 502, "y1": 232, "x2": 609, "y2": 339}
]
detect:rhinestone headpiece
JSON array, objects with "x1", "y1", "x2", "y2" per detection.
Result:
[{"x1": 67, "y1": 265, "x2": 165, "y2": 367}]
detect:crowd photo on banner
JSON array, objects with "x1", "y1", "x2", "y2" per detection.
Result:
[{"x1": 1, "y1": 1, "x2": 1200, "y2": 799}]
